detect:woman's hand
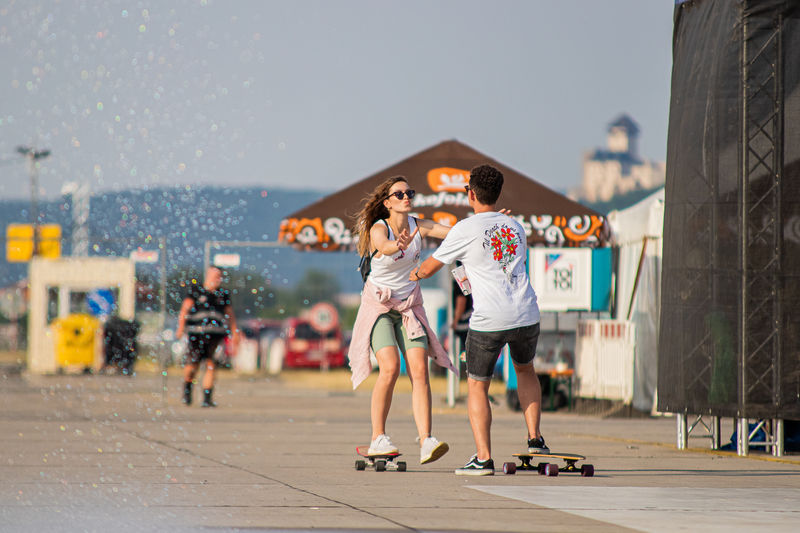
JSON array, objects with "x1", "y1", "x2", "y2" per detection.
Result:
[{"x1": 396, "y1": 226, "x2": 419, "y2": 251}]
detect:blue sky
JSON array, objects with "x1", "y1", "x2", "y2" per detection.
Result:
[{"x1": 0, "y1": 0, "x2": 674, "y2": 199}]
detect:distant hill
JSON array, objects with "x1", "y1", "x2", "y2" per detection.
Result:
[
  {"x1": 2, "y1": 184, "x2": 666, "y2": 293},
  {"x1": 0, "y1": 186, "x2": 365, "y2": 293}
]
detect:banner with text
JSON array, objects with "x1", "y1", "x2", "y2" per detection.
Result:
[{"x1": 530, "y1": 248, "x2": 592, "y2": 311}]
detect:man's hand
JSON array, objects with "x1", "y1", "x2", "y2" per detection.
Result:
[
  {"x1": 411, "y1": 256, "x2": 446, "y2": 281},
  {"x1": 233, "y1": 329, "x2": 242, "y2": 350}
]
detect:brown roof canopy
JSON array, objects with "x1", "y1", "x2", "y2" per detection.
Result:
[{"x1": 279, "y1": 140, "x2": 606, "y2": 250}]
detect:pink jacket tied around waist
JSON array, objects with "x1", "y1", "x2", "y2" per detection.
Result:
[{"x1": 348, "y1": 279, "x2": 458, "y2": 389}]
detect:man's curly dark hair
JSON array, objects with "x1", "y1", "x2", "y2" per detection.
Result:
[{"x1": 468, "y1": 164, "x2": 504, "y2": 205}]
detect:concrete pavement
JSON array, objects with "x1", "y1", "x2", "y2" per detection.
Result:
[{"x1": 1, "y1": 366, "x2": 799, "y2": 532}]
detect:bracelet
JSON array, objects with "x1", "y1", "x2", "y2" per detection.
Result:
[{"x1": 413, "y1": 268, "x2": 422, "y2": 280}]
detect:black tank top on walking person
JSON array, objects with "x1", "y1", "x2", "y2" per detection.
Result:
[{"x1": 185, "y1": 284, "x2": 231, "y2": 336}]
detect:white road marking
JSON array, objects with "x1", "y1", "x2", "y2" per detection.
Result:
[{"x1": 469, "y1": 487, "x2": 800, "y2": 532}]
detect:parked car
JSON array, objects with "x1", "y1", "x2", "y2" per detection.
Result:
[
  {"x1": 283, "y1": 317, "x2": 345, "y2": 369},
  {"x1": 237, "y1": 317, "x2": 345, "y2": 371}
]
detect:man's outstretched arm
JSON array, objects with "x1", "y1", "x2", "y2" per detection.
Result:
[{"x1": 410, "y1": 256, "x2": 445, "y2": 281}]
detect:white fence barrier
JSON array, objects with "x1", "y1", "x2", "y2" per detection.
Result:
[
  {"x1": 233, "y1": 338, "x2": 259, "y2": 374},
  {"x1": 575, "y1": 319, "x2": 636, "y2": 402}
]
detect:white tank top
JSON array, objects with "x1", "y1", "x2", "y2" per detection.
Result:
[{"x1": 369, "y1": 216, "x2": 422, "y2": 299}]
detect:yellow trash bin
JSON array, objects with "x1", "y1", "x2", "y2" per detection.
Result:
[{"x1": 54, "y1": 313, "x2": 100, "y2": 368}]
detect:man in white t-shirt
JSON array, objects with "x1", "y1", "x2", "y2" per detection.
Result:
[{"x1": 410, "y1": 164, "x2": 549, "y2": 476}]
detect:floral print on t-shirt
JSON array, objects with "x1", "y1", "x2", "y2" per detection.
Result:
[{"x1": 483, "y1": 223, "x2": 521, "y2": 278}]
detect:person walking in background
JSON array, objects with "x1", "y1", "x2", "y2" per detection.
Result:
[
  {"x1": 348, "y1": 175, "x2": 457, "y2": 465},
  {"x1": 176, "y1": 266, "x2": 240, "y2": 407},
  {"x1": 412, "y1": 164, "x2": 548, "y2": 476}
]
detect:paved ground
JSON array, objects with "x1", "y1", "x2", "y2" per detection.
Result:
[{"x1": 1, "y1": 364, "x2": 799, "y2": 532}]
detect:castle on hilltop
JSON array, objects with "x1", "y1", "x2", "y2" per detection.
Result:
[{"x1": 570, "y1": 114, "x2": 665, "y2": 203}]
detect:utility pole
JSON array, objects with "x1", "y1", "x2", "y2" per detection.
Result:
[
  {"x1": 61, "y1": 182, "x2": 90, "y2": 256},
  {"x1": 17, "y1": 146, "x2": 51, "y2": 256},
  {"x1": 159, "y1": 236, "x2": 168, "y2": 331}
]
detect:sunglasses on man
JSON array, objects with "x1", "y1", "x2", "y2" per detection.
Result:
[{"x1": 386, "y1": 189, "x2": 416, "y2": 200}]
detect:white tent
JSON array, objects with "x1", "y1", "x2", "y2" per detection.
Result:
[{"x1": 607, "y1": 188, "x2": 664, "y2": 412}]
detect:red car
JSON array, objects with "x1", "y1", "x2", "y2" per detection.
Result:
[{"x1": 283, "y1": 317, "x2": 345, "y2": 369}]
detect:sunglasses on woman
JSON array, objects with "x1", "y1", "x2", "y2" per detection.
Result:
[{"x1": 386, "y1": 189, "x2": 416, "y2": 200}]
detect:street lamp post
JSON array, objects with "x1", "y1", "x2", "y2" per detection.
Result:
[{"x1": 17, "y1": 146, "x2": 51, "y2": 257}]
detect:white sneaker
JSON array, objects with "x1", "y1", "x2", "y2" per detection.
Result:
[
  {"x1": 368, "y1": 434, "x2": 398, "y2": 455},
  {"x1": 420, "y1": 436, "x2": 449, "y2": 464}
]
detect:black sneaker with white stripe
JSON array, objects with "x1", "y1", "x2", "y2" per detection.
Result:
[
  {"x1": 528, "y1": 436, "x2": 550, "y2": 454},
  {"x1": 454, "y1": 455, "x2": 494, "y2": 476}
]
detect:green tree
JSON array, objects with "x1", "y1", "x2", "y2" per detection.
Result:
[
  {"x1": 257, "y1": 269, "x2": 341, "y2": 320},
  {"x1": 227, "y1": 271, "x2": 274, "y2": 319},
  {"x1": 162, "y1": 266, "x2": 342, "y2": 323},
  {"x1": 165, "y1": 266, "x2": 203, "y2": 315},
  {"x1": 294, "y1": 269, "x2": 340, "y2": 307}
]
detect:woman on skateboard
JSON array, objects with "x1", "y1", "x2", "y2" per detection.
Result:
[{"x1": 348, "y1": 176, "x2": 456, "y2": 465}]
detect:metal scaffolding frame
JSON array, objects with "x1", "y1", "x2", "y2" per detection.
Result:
[
  {"x1": 677, "y1": 414, "x2": 784, "y2": 457},
  {"x1": 677, "y1": 414, "x2": 721, "y2": 451},
  {"x1": 667, "y1": 3, "x2": 795, "y2": 457},
  {"x1": 737, "y1": 6, "x2": 784, "y2": 456}
]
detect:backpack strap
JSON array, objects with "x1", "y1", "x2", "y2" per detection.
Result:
[
  {"x1": 359, "y1": 219, "x2": 391, "y2": 283},
  {"x1": 372, "y1": 219, "x2": 390, "y2": 255}
]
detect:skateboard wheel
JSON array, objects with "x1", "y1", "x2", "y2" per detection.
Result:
[
  {"x1": 581, "y1": 464, "x2": 594, "y2": 477},
  {"x1": 503, "y1": 462, "x2": 516, "y2": 475},
  {"x1": 537, "y1": 462, "x2": 548, "y2": 475},
  {"x1": 355, "y1": 459, "x2": 366, "y2": 471},
  {"x1": 397, "y1": 461, "x2": 407, "y2": 472},
  {"x1": 375, "y1": 459, "x2": 386, "y2": 472},
  {"x1": 545, "y1": 463, "x2": 559, "y2": 476}
]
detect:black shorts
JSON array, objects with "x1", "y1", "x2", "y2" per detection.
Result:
[
  {"x1": 464, "y1": 323, "x2": 540, "y2": 381},
  {"x1": 186, "y1": 334, "x2": 225, "y2": 365}
]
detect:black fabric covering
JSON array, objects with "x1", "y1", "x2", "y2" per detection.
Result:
[
  {"x1": 659, "y1": 0, "x2": 800, "y2": 418},
  {"x1": 103, "y1": 317, "x2": 140, "y2": 375}
]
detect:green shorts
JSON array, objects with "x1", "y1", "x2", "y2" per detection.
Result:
[{"x1": 370, "y1": 309, "x2": 428, "y2": 354}]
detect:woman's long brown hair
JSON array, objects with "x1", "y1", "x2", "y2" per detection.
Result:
[{"x1": 352, "y1": 176, "x2": 408, "y2": 257}]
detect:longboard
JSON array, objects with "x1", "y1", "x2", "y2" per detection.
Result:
[
  {"x1": 355, "y1": 445, "x2": 407, "y2": 472},
  {"x1": 503, "y1": 452, "x2": 594, "y2": 477}
]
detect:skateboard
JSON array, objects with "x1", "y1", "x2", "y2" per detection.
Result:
[
  {"x1": 503, "y1": 452, "x2": 594, "y2": 477},
  {"x1": 355, "y1": 445, "x2": 407, "y2": 472}
]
